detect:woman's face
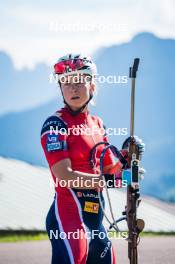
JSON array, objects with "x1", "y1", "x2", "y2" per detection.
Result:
[{"x1": 60, "y1": 74, "x2": 95, "y2": 111}]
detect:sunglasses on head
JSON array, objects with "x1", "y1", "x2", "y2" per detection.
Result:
[{"x1": 54, "y1": 59, "x2": 87, "y2": 74}]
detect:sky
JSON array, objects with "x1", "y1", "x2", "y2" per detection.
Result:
[{"x1": 0, "y1": 0, "x2": 175, "y2": 69}]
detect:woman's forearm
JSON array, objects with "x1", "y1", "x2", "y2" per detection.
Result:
[
  {"x1": 52, "y1": 161, "x2": 102, "y2": 189},
  {"x1": 65, "y1": 169, "x2": 102, "y2": 189},
  {"x1": 104, "y1": 161, "x2": 123, "y2": 174}
]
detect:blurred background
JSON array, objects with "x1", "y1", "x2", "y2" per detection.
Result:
[{"x1": 0, "y1": 0, "x2": 175, "y2": 238}]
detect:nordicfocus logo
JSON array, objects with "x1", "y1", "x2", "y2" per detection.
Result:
[
  {"x1": 49, "y1": 229, "x2": 128, "y2": 240},
  {"x1": 49, "y1": 124, "x2": 128, "y2": 137},
  {"x1": 100, "y1": 241, "x2": 111, "y2": 258},
  {"x1": 49, "y1": 72, "x2": 128, "y2": 85},
  {"x1": 49, "y1": 177, "x2": 128, "y2": 190},
  {"x1": 49, "y1": 21, "x2": 128, "y2": 33}
]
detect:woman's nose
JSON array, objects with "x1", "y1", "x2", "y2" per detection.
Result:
[{"x1": 70, "y1": 83, "x2": 79, "y2": 90}]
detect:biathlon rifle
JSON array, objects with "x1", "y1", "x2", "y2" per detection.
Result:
[
  {"x1": 124, "y1": 58, "x2": 145, "y2": 264},
  {"x1": 90, "y1": 58, "x2": 145, "y2": 264}
]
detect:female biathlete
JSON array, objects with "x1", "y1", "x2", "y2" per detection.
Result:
[{"x1": 41, "y1": 54, "x2": 144, "y2": 264}]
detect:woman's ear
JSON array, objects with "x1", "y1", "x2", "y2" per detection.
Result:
[
  {"x1": 90, "y1": 81, "x2": 96, "y2": 94},
  {"x1": 89, "y1": 81, "x2": 97, "y2": 106}
]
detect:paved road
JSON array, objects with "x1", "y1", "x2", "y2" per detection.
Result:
[{"x1": 0, "y1": 236, "x2": 175, "y2": 264}]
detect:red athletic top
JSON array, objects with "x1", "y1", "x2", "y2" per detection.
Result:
[{"x1": 41, "y1": 107, "x2": 114, "y2": 192}]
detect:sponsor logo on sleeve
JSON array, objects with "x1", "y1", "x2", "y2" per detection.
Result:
[{"x1": 46, "y1": 134, "x2": 67, "y2": 152}]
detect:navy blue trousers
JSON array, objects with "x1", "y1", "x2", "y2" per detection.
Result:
[{"x1": 46, "y1": 189, "x2": 116, "y2": 264}]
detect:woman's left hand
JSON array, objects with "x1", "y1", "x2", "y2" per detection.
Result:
[{"x1": 122, "y1": 136, "x2": 145, "y2": 156}]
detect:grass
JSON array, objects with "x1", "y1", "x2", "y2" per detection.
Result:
[
  {"x1": 107, "y1": 230, "x2": 175, "y2": 239},
  {"x1": 140, "y1": 231, "x2": 175, "y2": 237},
  {"x1": 0, "y1": 231, "x2": 48, "y2": 242},
  {"x1": 0, "y1": 230, "x2": 175, "y2": 243}
]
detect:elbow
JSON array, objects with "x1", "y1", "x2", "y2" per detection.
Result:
[{"x1": 51, "y1": 163, "x2": 72, "y2": 181}]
